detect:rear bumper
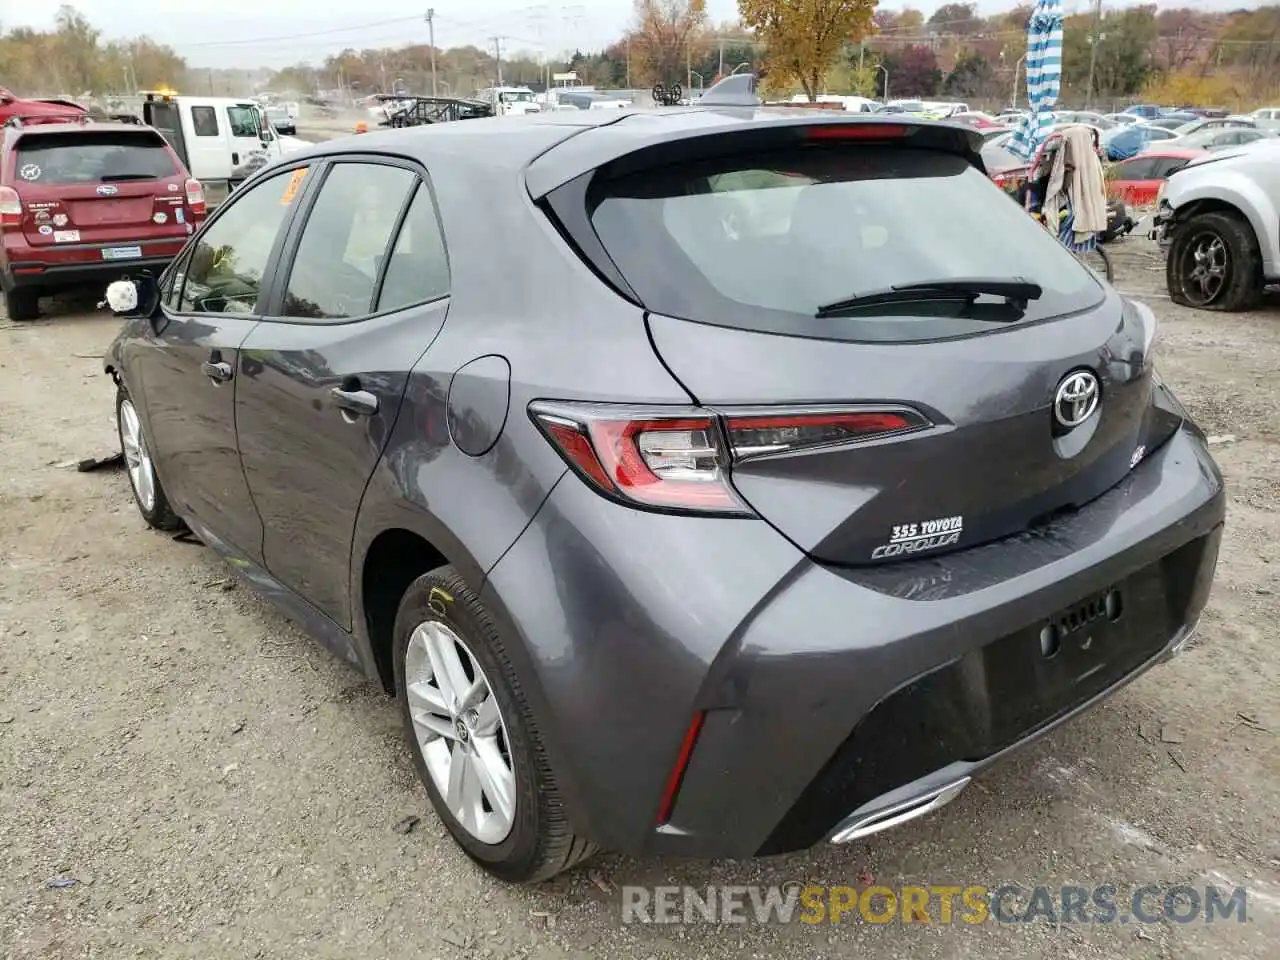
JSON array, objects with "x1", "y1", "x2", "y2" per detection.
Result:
[
  {"x1": 481, "y1": 422, "x2": 1224, "y2": 858},
  {"x1": 4, "y1": 239, "x2": 184, "y2": 290}
]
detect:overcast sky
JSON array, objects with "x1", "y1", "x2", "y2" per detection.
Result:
[{"x1": 0, "y1": 0, "x2": 1256, "y2": 69}]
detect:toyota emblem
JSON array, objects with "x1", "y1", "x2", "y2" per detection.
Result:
[{"x1": 1053, "y1": 371, "x2": 1100, "y2": 428}]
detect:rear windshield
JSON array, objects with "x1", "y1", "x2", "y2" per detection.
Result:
[
  {"x1": 587, "y1": 145, "x2": 1104, "y2": 342},
  {"x1": 15, "y1": 132, "x2": 179, "y2": 185}
]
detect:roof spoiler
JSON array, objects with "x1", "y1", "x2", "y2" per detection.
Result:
[
  {"x1": 696, "y1": 73, "x2": 761, "y2": 108},
  {"x1": 4, "y1": 114, "x2": 92, "y2": 128}
]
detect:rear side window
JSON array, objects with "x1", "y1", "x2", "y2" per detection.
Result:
[
  {"x1": 1151, "y1": 158, "x2": 1189, "y2": 178},
  {"x1": 586, "y1": 145, "x2": 1102, "y2": 342},
  {"x1": 1114, "y1": 157, "x2": 1156, "y2": 180},
  {"x1": 14, "y1": 132, "x2": 179, "y2": 184},
  {"x1": 377, "y1": 184, "x2": 450, "y2": 312},
  {"x1": 192, "y1": 106, "x2": 219, "y2": 137},
  {"x1": 280, "y1": 162, "x2": 416, "y2": 320}
]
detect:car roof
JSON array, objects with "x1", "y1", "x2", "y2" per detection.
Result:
[{"x1": 1138, "y1": 147, "x2": 1207, "y2": 159}]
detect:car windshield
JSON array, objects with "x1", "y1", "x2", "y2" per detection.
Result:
[
  {"x1": 588, "y1": 144, "x2": 1102, "y2": 343},
  {"x1": 15, "y1": 131, "x2": 178, "y2": 184}
]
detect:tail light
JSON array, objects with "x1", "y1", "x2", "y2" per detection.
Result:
[
  {"x1": 0, "y1": 186, "x2": 22, "y2": 229},
  {"x1": 530, "y1": 402, "x2": 929, "y2": 514},
  {"x1": 184, "y1": 178, "x2": 206, "y2": 217},
  {"x1": 807, "y1": 123, "x2": 908, "y2": 141}
]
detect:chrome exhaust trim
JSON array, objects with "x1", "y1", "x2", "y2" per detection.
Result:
[
  {"x1": 1162, "y1": 616, "x2": 1201, "y2": 662},
  {"x1": 829, "y1": 776, "x2": 971, "y2": 845}
]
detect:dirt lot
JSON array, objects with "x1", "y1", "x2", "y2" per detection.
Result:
[{"x1": 2, "y1": 238, "x2": 1279, "y2": 959}]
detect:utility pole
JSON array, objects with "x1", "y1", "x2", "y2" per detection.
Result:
[
  {"x1": 627, "y1": 36, "x2": 632, "y2": 87},
  {"x1": 425, "y1": 8, "x2": 438, "y2": 98},
  {"x1": 718, "y1": 38, "x2": 725, "y2": 79},
  {"x1": 1084, "y1": 0, "x2": 1103, "y2": 108},
  {"x1": 491, "y1": 36, "x2": 504, "y2": 85},
  {"x1": 686, "y1": 38, "x2": 691, "y2": 91}
]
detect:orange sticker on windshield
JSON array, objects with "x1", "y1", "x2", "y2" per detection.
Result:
[{"x1": 280, "y1": 168, "x2": 307, "y2": 205}]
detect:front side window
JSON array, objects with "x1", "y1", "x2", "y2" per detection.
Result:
[
  {"x1": 176, "y1": 167, "x2": 305, "y2": 314},
  {"x1": 588, "y1": 144, "x2": 1102, "y2": 342},
  {"x1": 280, "y1": 162, "x2": 415, "y2": 320},
  {"x1": 226, "y1": 105, "x2": 259, "y2": 138}
]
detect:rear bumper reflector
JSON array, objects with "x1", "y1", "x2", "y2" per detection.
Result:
[{"x1": 656, "y1": 710, "x2": 706, "y2": 825}]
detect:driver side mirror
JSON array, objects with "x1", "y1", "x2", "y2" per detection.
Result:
[{"x1": 101, "y1": 272, "x2": 160, "y2": 319}]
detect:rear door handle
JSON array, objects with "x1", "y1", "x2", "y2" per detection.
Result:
[
  {"x1": 231, "y1": 152, "x2": 240, "y2": 165},
  {"x1": 330, "y1": 387, "x2": 378, "y2": 417},
  {"x1": 201, "y1": 360, "x2": 233, "y2": 382}
]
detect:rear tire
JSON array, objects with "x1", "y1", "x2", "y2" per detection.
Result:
[
  {"x1": 116, "y1": 384, "x2": 183, "y2": 531},
  {"x1": 4, "y1": 286, "x2": 40, "y2": 322},
  {"x1": 392, "y1": 566, "x2": 597, "y2": 883},
  {"x1": 1166, "y1": 210, "x2": 1263, "y2": 312}
]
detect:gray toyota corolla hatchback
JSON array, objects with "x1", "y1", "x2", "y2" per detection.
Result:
[{"x1": 103, "y1": 102, "x2": 1225, "y2": 883}]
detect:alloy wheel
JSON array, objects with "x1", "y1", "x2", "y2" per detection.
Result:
[
  {"x1": 118, "y1": 398, "x2": 156, "y2": 513},
  {"x1": 1179, "y1": 230, "x2": 1229, "y2": 305},
  {"x1": 404, "y1": 620, "x2": 516, "y2": 844}
]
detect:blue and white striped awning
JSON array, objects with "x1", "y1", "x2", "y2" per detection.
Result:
[{"x1": 1008, "y1": 0, "x2": 1064, "y2": 161}]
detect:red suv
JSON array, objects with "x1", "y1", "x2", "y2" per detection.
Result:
[{"x1": 0, "y1": 120, "x2": 206, "y2": 321}]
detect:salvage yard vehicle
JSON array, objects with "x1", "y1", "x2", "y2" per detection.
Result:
[
  {"x1": 139, "y1": 90, "x2": 285, "y2": 208},
  {"x1": 372, "y1": 94, "x2": 493, "y2": 127},
  {"x1": 1, "y1": 119, "x2": 204, "y2": 321},
  {"x1": 102, "y1": 103, "x2": 1224, "y2": 884},
  {"x1": 0, "y1": 87, "x2": 87, "y2": 126},
  {"x1": 1155, "y1": 138, "x2": 1280, "y2": 311}
]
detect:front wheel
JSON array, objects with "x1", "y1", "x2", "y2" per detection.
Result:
[
  {"x1": 1166, "y1": 210, "x2": 1263, "y2": 311},
  {"x1": 116, "y1": 385, "x2": 183, "y2": 530},
  {"x1": 392, "y1": 567, "x2": 597, "y2": 883}
]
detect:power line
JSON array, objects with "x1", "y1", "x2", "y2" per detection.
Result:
[{"x1": 178, "y1": 16, "x2": 423, "y2": 49}]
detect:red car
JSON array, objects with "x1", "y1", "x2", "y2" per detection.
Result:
[
  {"x1": 0, "y1": 87, "x2": 87, "y2": 127},
  {"x1": 0, "y1": 119, "x2": 206, "y2": 321},
  {"x1": 1106, "y1": 147, "x2": 1206, "y2": 207},
  {"x1": 950, "y1": 111, "x2": 1006, "y2": 130}
]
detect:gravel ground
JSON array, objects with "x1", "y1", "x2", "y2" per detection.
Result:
[{"x1": 2, "y1": 237, "x2": 1279, "y2": 959}]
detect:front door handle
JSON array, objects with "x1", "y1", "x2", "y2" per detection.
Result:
[
  {"x1": 330, "y1": 387, "x2": 378, "y2": 417},
  {"x1": 201, "y1": 360, "x2": 233, "y2": 383},
  {"x1": 231, "y1": 151, "x2": 240, "y2": 165}
]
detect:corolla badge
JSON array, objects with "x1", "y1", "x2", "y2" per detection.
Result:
[
  {"x1": 96, "y1": 184, "x2": 118, "y2": 196},
  {"x1": 1053, "y1": 370, "x2": 1100, "y2": 428}
]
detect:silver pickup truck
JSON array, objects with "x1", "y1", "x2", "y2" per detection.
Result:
[{"x1": 1153, "y1": 139, "x2": 1280, "y2": 311}]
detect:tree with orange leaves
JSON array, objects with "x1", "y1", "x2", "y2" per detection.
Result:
[
  {"x1": 630, "y1": 0, "x2": 709, "y2": 87},
  {"x1": 738, "y1": 0, "x2": 878, "y2": 100}
]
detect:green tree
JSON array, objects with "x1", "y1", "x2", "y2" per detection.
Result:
[{"x1": 1062, "y1": 5, "x2": 1157, "y2": 102}]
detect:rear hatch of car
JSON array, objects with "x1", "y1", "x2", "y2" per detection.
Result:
[
  {"x1": 10, "y1": 127, "x2": 193, "y2": 252},
  {"x1": 533, "y1": 117, "x2": 1178, "y2": 566}
]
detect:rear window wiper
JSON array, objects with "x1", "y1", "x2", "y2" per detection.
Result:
[
  {"x1": 815, "y1": 277, "x2": 1044, "y2": 318},
  {"x1": 99, "y1": 173, "x2": 158, "y2": 181}
]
